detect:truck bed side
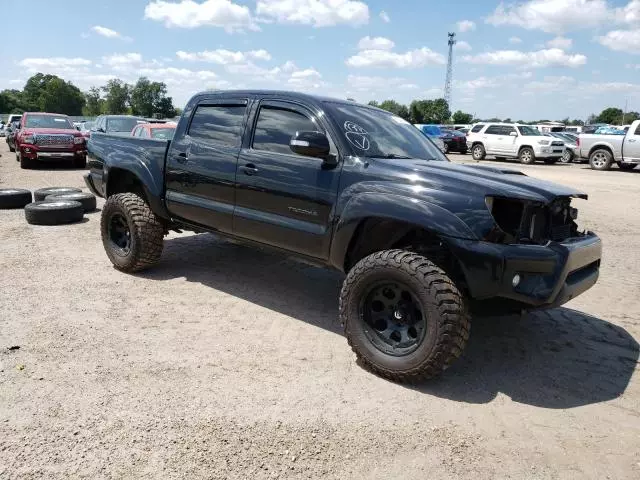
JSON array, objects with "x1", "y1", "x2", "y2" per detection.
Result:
[
  {"x1": 86, "y1": 133, "x2": 171, "y2": 218},
  {"x1": 577, "y1": 134, "x2": 623, "y2": 161}
]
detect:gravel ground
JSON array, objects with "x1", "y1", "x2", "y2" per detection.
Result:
[{"x1": 1, "y1": 144, "x2": 639, "y2": 479}]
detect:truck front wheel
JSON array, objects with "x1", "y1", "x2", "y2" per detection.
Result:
[
  {"x1": 339, "y1": 250, "x2": 470, "y2": 383},
  {"x1": 101, "y1": 192, "x2": 164, "y2": 272}
]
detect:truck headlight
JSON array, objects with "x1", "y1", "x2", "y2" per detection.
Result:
[
  {"x1": 23, "y1": 135, "x2": 35, "y2": 144},
  {"x1": 538, "y1": 140, "x2": 550, "y2": 146}
]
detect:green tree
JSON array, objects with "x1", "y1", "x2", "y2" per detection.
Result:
[
  {"x1": 622, "y1": 111, "x2": 640, "y2": 123},
  {"x1": 155, "y1": 96, "x2": 177, "y2": 118},
  {"x1": 84, "y1": 87, "x2": 103, "y2": 116},
  {"x1": 0, "y1": 89, "x2": 27, "y2": 113},
  {"x1": 596, "y1": 107, "x2": 623, "y2": 124},
  {"x1": 130, "y1": 77, "x2": 176, "y2": 118},
  {"x1": 430, "y1": 98, "x2": 451, "y2": 124},
  {"x1": 102, "y1": 79, "x2": 131, "y2": 114},
  {"x1": 409, "y1": 100, "x2": 430, "y2": 124},
  {"x1": 367, "y1": 100, "x2": 380, "y2": 107},
  {"x1": 38, "y1": 77, "x2": 84, "y2": 115},
  {"x1": 451, "y1": 110, "x2": 473, "y2": 124},
  {"x1": 378, "y1": 99, "x2": 410, "y2": 120}
]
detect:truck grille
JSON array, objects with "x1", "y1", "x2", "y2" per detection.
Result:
[
  {"x1": 551, "y1": 141, "x2": 564, "y2": 147},
  {"x1": 34, "y1": 134, "x2": 73, "y2": 146}
]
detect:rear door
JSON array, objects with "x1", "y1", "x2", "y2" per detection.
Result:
[
  {"x1": 500, "y1": 125, "x2": 518, "y2": 155},
  {"x1": 165, "y1": 97, "x2": 249, "y2": 233},
  {"x1": 233, "y1": 99, "x2": 342, "y2": 259},
  {"x1": 482, "y1": 125, "x2": 503, "y2": 153},
  {"x1": 622, "y1": 123, "x2": 640, "y2": 162}
]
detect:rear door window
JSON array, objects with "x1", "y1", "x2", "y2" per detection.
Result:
[
  {"x1": 485, "y1": 125, "x2": 502, "y2": 135},
  {"x1": 471, "y1": 124, "x2": 484, "y2": 133},
  {"x1": 188, "y1": 104, "x2": 246, "y2": 147}
]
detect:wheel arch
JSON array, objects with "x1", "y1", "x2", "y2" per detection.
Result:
[
  {"x1": 105, "y1": 167, "x2": 170, "y2": 220},
  {"x1": 588, "y1": 144, "x2": 613, "y2": 159}
]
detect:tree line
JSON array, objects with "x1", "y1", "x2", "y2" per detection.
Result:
[{"x1": 0, "y1": 73, "x2": 177, "y2": 118}]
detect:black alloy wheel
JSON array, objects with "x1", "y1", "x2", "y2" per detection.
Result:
[
  {"x1": 108, "y1": 212, "x2": 132, "y2": 256},
  {"x1": 360, "y1": 281, "x2": 427, "y2": 357}
]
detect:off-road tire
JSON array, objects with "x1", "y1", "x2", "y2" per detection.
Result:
[
  {"x1": 589, "y1": 149, "x2": 613, "y2": 171},
  {"x1": 24, "y1": 200, "x2": 84, "y2": 225},
  {"x1": 34, "y1": 187, "x2": 82, "y2": 201},
  {"x1": 339, "y1": 249, "x2": 470, "y2": 383},
  {"x1": 0, "y1": 189, "x2": 32, "y2": 209},
  {"x1": 101, "y1": 193, "x2": 164, "y2": 273},
  {"x1": 519, "y1": 147, "x2": 535, "y2": 164},
  {"x1": 471, "y1": 144, "x2": 485, "y2": 160},
  {"x1": 618, "y1": 162, "x2": 637, "y2": 171},
  {"x1": 45, "y1": 192, "x2": 96, "y2": 212}
]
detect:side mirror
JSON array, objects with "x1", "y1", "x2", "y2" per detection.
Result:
[
  {"x1": 97, "y1": 127, "x2": 105, "y2": 133},
  {"x1": 509, "y1": 131, "x2": 518, "y2": 137},
  {"x1": 290, "y1": 131, "x2": 331, "y2": 160}
]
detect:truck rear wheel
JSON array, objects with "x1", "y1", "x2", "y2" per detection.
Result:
[
  {"x1": 589, "y1": 149, "x2": 613, "y2": 171},
  {"x1": 339, "y1": 250, "x2": 470, "y2": 383},
  {"x1": 101, "y1": 192, "x2": 164, "y2": 272}
]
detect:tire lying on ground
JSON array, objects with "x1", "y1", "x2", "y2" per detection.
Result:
[
  {"x1": 33, "y1": 187, "x2": 82, "y2": 202},
  {"x1": 24, "y1": 201, "x2": 84, "y2": 225},
  {"x1": 0, "y1": 189, "x2": 32, "y2": 209},
  {"x1": 45, "y1": 192, "x2": 97, "y2": 212}
]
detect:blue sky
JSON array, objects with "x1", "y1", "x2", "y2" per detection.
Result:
[{"x1": 2, "y1": 0, "x2": 640, "y2": 121}]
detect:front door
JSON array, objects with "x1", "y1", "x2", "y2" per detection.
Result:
[
  {"x1": 165, "y1": 98, "x2": 249, "y2": 233},
  {"x1": 234, "y1": 99, "x2": 342, "y2": 259},
  {"x1": 623, "y1": 123, "x2": 640, "y2": 162}
]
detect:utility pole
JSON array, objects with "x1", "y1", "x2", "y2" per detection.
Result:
[
  {"x1": 622, "y1": 98, "x2": 628, "y2": 125},
  {"x1": 444, "y1": 32, "x2": 455, "y2": 109}
]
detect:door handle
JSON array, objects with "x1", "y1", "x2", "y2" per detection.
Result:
[
  {"x1": 629, "y1": 139, "x2": 637, "y2": 143},
  {"x1": 242, "y1": 163, "x2": 259, "y2": 175},
  {"x1": 176, "y1": 151, "x2": 188, "y2": 163}
]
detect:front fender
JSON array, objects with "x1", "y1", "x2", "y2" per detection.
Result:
[{"x1": 329, "y1": 192, "x2": 477, "y2": 271}]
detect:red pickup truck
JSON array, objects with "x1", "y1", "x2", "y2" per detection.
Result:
[{"x1": 15, "y1": 112, "x2": 87, "y2": 169}]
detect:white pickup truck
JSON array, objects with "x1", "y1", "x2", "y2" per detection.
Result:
[{"x1": 577, "y1": 119, "x2": 640, "y2": 171}]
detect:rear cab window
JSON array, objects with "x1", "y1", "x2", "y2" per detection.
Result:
[{"x1": 188, "y1": 103, "x2": 247, "y2": 147}]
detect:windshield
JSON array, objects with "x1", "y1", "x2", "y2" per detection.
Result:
[
  {"x1": 517, "y1": 125, "x2": 543, "y2": 136},
  {"x1": 107, "y1": 117, "x2": 144, "y2": 133},
  {"x1": 150, "y1": 128, "x2": 175, "y2": 139},
  {"x1": 325, "y1": 103, "x2": 447, "y2": 160},
  {"x1": 24, "y1": 114, "x2": 73, "y2": 129}
]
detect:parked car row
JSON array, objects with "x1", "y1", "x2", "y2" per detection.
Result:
[{"x1": 414, "y1": 124, "x2": 468, "y2": 154}]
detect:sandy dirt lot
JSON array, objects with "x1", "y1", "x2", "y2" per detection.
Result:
[{"x1": 1, "y1": 143, "x2": 639, "y2": 479}]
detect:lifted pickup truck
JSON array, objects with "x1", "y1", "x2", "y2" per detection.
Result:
[
  {"x1": 86, "y1": 90, "x2": 602, "y2": 382},
  {"x1": 577, "y1": 119, "x2": 640, "y2": 171}
]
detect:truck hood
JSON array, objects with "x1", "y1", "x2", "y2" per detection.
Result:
[
  {"x1": 375, "y1": 159, "x2": 588, "y2": 203},
  {"x1": 23, "y1": 127, "x2": 80, "y2": 136}
]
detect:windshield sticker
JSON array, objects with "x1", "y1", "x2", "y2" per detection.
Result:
[
  {"x1": 344, "y1": 121, "x2": 370, "y2": 150},
  {"x1": 344, "y1": 121, "x2": 368, "y2": 135}
]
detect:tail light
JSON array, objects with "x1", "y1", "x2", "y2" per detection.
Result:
[{"x1": 576, "y1": 137, "x2": 580, "y2": 147}]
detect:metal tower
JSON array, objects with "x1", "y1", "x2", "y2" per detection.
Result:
[{"x1": 444, "y1": 32, "x2": 456, "y2": 107}]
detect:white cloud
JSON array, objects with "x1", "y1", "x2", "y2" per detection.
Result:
[
  {"x1": 379, "y1": 10, "x2": 390, "y2": 23},
  {"x1": 144, "y1": 0, "x2": 257, "y2": 32},
  {"x1": 525, "y1": 75, "x2": 577, "y2": 91},
  {"x1": 18, "y1": 57, "x2": 92, "y2": 70},
  {"x1": 461, "y1": 48, "x2": 587, "y2": 68},
  {"x1": 346, "y1": 47, "x2": 446, "y2": 68},
  {"x1": 597, "y1": 29, "x2": 640, "y2": 53},
  {"x1": 91, "y1": 26, "x2": 122, "y2": 38},
  {"x1": 176, "y1": 49, "x2": 272, "y2": 64},
  {"x1": 357, "y1": 36, "x2": 395, "y2": 51},
  {"x1": 454, "y1": 40, "x2": 472, "y2": 52},
  {"x1": 102, "y1": 53, "x2": 143, "y2": 67},
  {"x1": 287, "y1": 68, "x2": 325, "y2": 90},
  {"x1": 255, "y1": 0, "x2": 369, "y2": 27},
  {"x1": 347, "y1": 75, "x2": 419, "y2": 91},
  {"x1": 509, "y1": 36, "x2": 522, "y2": 44},
  {"x1": 486, "y1": 0, "x2": 610, "y2": 33},
  {"x1": 457, "y1": 20, "x2": 476, "y2": 32},
  {"x1": 547, "y1": 36, "x2": 573, "y2": 49},
  {"x1": 487, "y1": 0, "x2": 640, "y2": 34}
]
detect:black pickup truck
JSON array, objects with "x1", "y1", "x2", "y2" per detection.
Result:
[{"x1": 86, "y1": 90, "x2": 602, "y2": 382}]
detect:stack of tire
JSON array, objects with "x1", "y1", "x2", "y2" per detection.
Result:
[{"x1": 0, "y1": 187, "x2": 97, "y2": 225}]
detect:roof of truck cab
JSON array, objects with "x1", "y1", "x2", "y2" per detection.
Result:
[{"x1": 196, "y1": 90, "x2": 372, "y2": 108}]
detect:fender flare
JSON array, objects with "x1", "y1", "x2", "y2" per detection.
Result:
[{"x1": 329, "y1": 192, "x2": 477, "y2": 271}]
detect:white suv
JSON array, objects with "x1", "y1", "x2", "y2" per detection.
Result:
[{"x1": 466, "y1": 123, "x2": 565, "y2": 164}]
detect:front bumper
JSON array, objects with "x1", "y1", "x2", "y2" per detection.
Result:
[
  {"x1": 448, "y1": 233, "x2": 601, "y2": 309},
  {"x1": 19, "y1": 145, "x2": 86, "y2": 161}
]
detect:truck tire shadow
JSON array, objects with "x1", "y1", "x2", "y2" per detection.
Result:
[
  {"x1": 419, "y1": 309, "x2": 638, "y2": 408},
  {"x1": 141, "y1": 234, "x2": 638, "y2": 408}
]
